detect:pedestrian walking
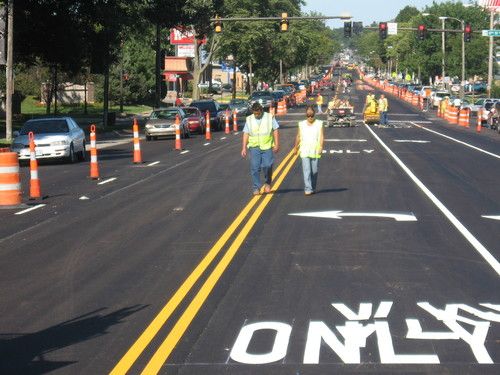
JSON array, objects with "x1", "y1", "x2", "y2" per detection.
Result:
[
  {"x1": 241, "y1": 102, "x2": 280, "y2": 195},
  {"x1": 378, "y1": 94, "x2": 389, "y2": 126},
  {"x1": 316, "y1": 93, "x2": 324, "y2": 114},
  {"x1": 294, "y1": 105, "x2": 324, "y2": 196}
]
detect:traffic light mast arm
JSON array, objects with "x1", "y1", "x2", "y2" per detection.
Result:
[{"x1": 209, "y1": 15, "x2": 352, "y2": 22}]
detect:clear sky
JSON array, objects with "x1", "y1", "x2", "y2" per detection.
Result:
[{"x1": 302, "y1": 0, "x2": 469, "y2": 27}]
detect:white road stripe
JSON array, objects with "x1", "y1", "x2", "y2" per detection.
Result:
[
  {"x1": 98, "y1": 177, "x2": 117, "y2": 185},
  {"x1": 325, "y1": 139, "x2": 367, "y2": 142},
  {"x1": 221, "y1": 137, "x2": 227, "y2": 140},
  {"x1": 147, "y1": 161, "x2": 160, "y2": 166},
  {"x1": 180, "y1": 150, "x2": 190, "y2": 154},
  {"x1": 15, "y1": 204, "x2": 46, "y2": 215},
  {"x1": 203, "y1": 143, "x2": 210, "y2": 146},
  {"x1": 365, "y1": 124, "x2": 500, "y2": 276},
  {"x1": 412, "y1": 122, "x2": 500, "y2": 159},
  {"x1": 482, "y1": 215, "x2": 500, "y2": 221},
  {"x1": 394, "y1": 140, "x2": 430, "y2": 143}
]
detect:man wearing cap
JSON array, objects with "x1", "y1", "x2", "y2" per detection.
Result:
[{"x1": 241, "y1": 102, "x2": 280, "y2": 195}]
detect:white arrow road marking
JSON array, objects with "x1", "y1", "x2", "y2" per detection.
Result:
[
  {"x1": 482, "y1": 215, "x2": 500, "y2": 221},
  {"x1": 324, "y1": 139, "x2": 367, "y2": 142},
  {"x1": 15, "y1": 204, "x2": 46, "y2": 215},
  {"x1": 394, "y1": 140, "x2": 431, "y2": 143},
  {"x1": 98, "y1": 177, "x2": 117, "y2": 185},
  {"x1": 289, "y1": 211, "x2": 418, "y2": 222}
]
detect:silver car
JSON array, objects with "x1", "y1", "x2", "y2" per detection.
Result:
[
  {"x1": 11, "y1": 117, "x2": 86, "y2": 163},
  {"x1": 144, "y1": 107, "x2": 190, "y2": 140}
]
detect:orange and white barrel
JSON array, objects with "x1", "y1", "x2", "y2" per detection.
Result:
[
  {"x1": 90, "y1": 124, "x2": 99, "y2": 180},
  {"x1": 0, "y1": 152, "x2": 21, "y2": 206}
]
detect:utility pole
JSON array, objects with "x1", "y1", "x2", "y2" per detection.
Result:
[
  {"x1": 488, "y1": 10, "x2": 495, "y2": 98},
  {"x1": 155, "y1": 22, "x2": 161, "y2": 108},
  {"x1": 5, "y1": 0, "x2": 13, "y2": 141},
  {"x1": 441, "y1": 17, "x2": 446, "y2": 85},
  {"x1": 279, "y1": 59, "x2": 283, "y2": 84},
  {"x1": 249, "y1": 60, "x2": 253, "y2": 95}
]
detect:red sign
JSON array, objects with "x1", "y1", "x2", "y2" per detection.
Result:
[{"x1": 170, "y1": 27, "x2": 206, "y2": 45}]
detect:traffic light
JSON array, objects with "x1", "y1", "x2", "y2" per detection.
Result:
[
  {"x1": 214, "y1": 15, "x2": 222, "y2": 33},
  {"x1": 344, "y1": 22, "x2": 352, "y2": 38},
  {"x1": 417, "y1": 24, "x2": 427, "y2": 40},
  {"x1": 464, "y1": 23, "x2": 472, "y2": 42},
  {"x1": 353, "y1": 21, "x2": 363, "y2": 35},
  {"x1": 379, "y1": 22, "x2": 388, "y2": 39},
  {"x1": 280, "y1": 13, "x2": 289, "y2": 32}
]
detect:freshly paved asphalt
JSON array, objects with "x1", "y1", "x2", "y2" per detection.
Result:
[{"x1": 0, "y1": 72, "x2": 499, "y2": 374}]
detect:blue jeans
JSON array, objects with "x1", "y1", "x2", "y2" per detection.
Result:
[
  {"x1": 380, "y1": 111, "x2": 388, "y2": 125},
  {"x1": 301, "y1": 157, "x2": 319, "y2": 193},
  {"x1": 249, "y1": 147, "x2": 274, "y2": 190}
]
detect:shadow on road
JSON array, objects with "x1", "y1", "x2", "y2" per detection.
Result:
[
  {"x1": 0, "y1": 304, "x2": 147, "y2": 374},
  {"x1": 276, "y1": 188, "x2": 348, "y2": 194}
]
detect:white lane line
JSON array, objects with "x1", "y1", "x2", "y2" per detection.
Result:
[
  {"x1": 148, "y1": 161, "x2": 160, "y2": 166},
  {"x1": 79, "y1": 196, "x2": 90, "y2": 200},
  {"x1": 98, "y1": 177, "x2": 117, "y2": 185},
  {"x1": 394, "y1": 140, "x2": 431, "y2": 144},
  {"x1": 180, "y1": 150, "x2": 190, "y2": 154},
  {"x1": 325, "y1": 139, "x2": 367, "y2": 142},
  {"x1": 482, "y1": 215, "x2": 500, "y2": 221},
  {"x1": 15, "y1": 204, "x2": 46, "y2": 215},
  {"x1": 412, "y1": 122, "x2": 500, "y2": 159},
  {"x1": 220, "y1": 137, "x2": 227, "y2": 140},
  {"x1": 365, "y1": 124, "x2": 500, "y2": 276},
  {"x1": 234, "y1": 132, "x2": 240, "y2": 135},
  {"x1": 203, "y1": 142, "x2": 211, "y2": 146}
]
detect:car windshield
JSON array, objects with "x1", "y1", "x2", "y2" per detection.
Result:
[
  {"x1": 474, "y1": 99, "x2": 485, "y2": 105},
  {"x1": 191, "y1": 102, "x2": 216, "y2": 112},
  {"x1": 230, "y1": 99, "x2": 246, "y2": 105},
  {"x1": 485, "y1": 102, "x2": 494, "y2": 110},
  {"x1": 219, "y1": 104, "x2": 229, "y2": 110},
  {"x1": 272, "y1": 92, "x2": 284, "y2": 99},
  {"x1": 251, "y1": 92, "x2": 270, "y2": 98},
  {"x1": 150, "y1": 110, "x2": 178, "y2": 120},
  {"x1": 436, "y1": 93, "x2": 448, "y2": 98},
  {"x1": 183, "y1": 108, "x2": 199, "y2": 116},
  {"x1": 20, "y1": 119, "x2": 69, "y2": 135}
]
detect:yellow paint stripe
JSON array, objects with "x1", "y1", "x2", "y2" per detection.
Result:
[
  {"x1": 110, "y1": 150, "x2": 294, "y2": 375},
  {"x1": 141, "y1": 153, "x2": 299, "y2": 374}
]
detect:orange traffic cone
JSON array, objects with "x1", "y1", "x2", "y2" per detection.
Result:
[
  {"x1": 225, "y1": 109, "x2": 230, "y2": 134},
  {"x1": 89, "y1": 124, "x2": 99, "y2": 180},
  {"x1": 132, "y1": 118, "x2": 142, "y2": 163},
  {"x1": 205, "y1": 110, "x2": 211, "y2": 141},
  {"x1": 28, "y1": 131, "x2": 41, "y2": 199},
  {"x1": 477, "y1": 109, "x2": 482, "y2": 132},
  {"x1": 175, "y1": 114, "x2": 182, "y2": 150},
  {"x1": 233, "y1": 110, "x2": 238, "y2": 132},
  {"x1": 458, "y1": 109, "x2": 470, "y2": 128}
]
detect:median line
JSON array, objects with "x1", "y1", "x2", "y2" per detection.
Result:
[
  {"x1": 141, "y1": 151, "x2": 299, "y2": 374},
  {"x1": 110, "y1": 149, "x2": 295, "y2": 375}
]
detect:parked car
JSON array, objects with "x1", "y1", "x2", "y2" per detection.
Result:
[
  {"x1": 271, "y1": 90, "x2": 286, "y2": 109},
  {"x1": 467, "y1": 98, "x2": 496, "y2": 113},
  {"x1": 221, "y1": 84, "x2": 233, "y2": 93},
  {"x1": 190, "y1": 100, "x2": 222, "y2": 130},
  {"x1": 229, "y1": 99, "x2": 250, "y2": 116},
  {"x1": 431, "y1": 91, "x2": 450, "y2": 108},
  {"x1": 11, "y1": 117, "x2": 86, "y2": 163},
  {"x1": 249, "y1": 91, "x2": 274, "y2": 111},
  {"x1": 144, "y1": 107, "x2": 190, "y2": 140},
  {"x1": 182, "y1": 106, "x2": 206, "y2": 134}
]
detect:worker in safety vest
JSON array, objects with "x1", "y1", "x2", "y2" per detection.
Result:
[
  {"x1": 378, "y1": 94, "x2": 389, "y2": 125},
  {"x1": 364, "y1": 93, "x2": 377, "y2": 114},
  {"x1": 241, "y1": 102, "x2": 280, "y2": 196},
  {"x1": 316, "y1": 93, "x2": 324, "y2": 114}
]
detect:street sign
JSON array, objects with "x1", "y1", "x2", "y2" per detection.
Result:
[
  {"x1": 388, "y1": 22, "x2": 398, "y2": 35},
  {"x1": 482, "y1": 29, "x2": 500, "y2": 37}
]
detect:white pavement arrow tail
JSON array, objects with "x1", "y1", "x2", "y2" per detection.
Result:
[
  {"x1": 289, "y1": 211, "x2": 418, "y2": 222},
  {"x1": 482, "y1": 215, "x2": 500, "y2": 221}
]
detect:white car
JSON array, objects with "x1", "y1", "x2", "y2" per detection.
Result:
[
  {"x1": 431, "y1": 91, "x2": 450, "y2": 108},
  {"x1": 11, "y1": 117, "x2": 86, "y2": 163}
]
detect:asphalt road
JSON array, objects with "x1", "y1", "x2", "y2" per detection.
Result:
[{"x1": 0, "y1": 73, "x2": 499, "y2": 374}]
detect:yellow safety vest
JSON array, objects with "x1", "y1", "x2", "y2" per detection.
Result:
[
  {"x1": 299, "y1": 119, "x2": 322, "y2": 159},
  {"x1": 247, "y1": 112, "x2": 274, "y2": 150},
  {"x1": 316, "y1": 96, "x2": 323, "y2": 105},
  {"x1": 379, "y1": 98, "x2": 388, "y2": 111}
]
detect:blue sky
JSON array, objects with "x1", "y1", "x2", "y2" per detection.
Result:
[{"x1": 302, "y1": 0, "x2": 469, "y2": 27}]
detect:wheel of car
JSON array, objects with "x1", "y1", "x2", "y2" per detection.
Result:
[
  {"x1": 79, "y1": 141, "x2": 86, "y2": 161},
  {"x1": 146, "y1": 135, "x2": 152, "y2": 141},
  {"x1": 67, "y1": 144, "x2": 76, "y2": 163}
]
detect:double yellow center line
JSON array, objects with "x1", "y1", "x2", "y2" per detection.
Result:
[{"x1": 110, "y1": 149, "x2": 298, "y2": 374}]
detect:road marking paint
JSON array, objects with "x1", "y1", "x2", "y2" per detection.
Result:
[
  {"x1": 141, "y1": 152, "x2": 299, "y2": 374},
  {"x1": 79, "y1": 196, "x2": 90, "y2": 200},
  {"x1": 394, "y1": 140, "x2": 431, "y2": 144},
  {"x1": 148, "y1": 161, "x2": 160, "y2": 166},
  {"x1": 97, "y1": 177, "x2": 117, "y2": 185},
  {"x1": 15, "y1": 204, "x2": 46, "y2": 215},
  {"x1": 289, "y1": 211, "x2": 418, "y2": 222},
  {"x1": 180, "y1": 150, "x2": 190, "y2": 155},
  {"x1": 203, "y1": 143, "x2": 210, "y2": 146},
  {"x1": 324, "y1": 139, "x2": 367, "y2": 142},
  {"x1": 482, "y1": 215, "x2": 500, "y2": 221},
  {"x1": 234, "y1": 132, "x2": 240, "y2": 135},
  {"x1": 365, "y1": 124, "x2": 500, "y2": 276},
  {"x1": 220, "y1": 137, "x2": 227, "y2": 140},
  {"x1": 110, "y1": 150, "x2": 296, "y2": 375},
  {"x1": 412, "y1": 122, "x2": 500, "y2": 159}
]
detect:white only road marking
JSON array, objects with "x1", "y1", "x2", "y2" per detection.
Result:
[
  {"x1": 15, "y1": 204, "x2": 46, "y2": 215},
  {"x1": 482, "y1": 215, "x2": 500, "y2": 221},
  {"x1": 203, "y1": 143, "x2": 211, "y2": 146},
  {"x1": 365, "y1": 124, "x2": 500, "y2": 276},
  {"x1": 147, "y1": 161, "x2": 160, "y2": 166},
  {"x1": 234, "y1": 132, "x2": 240, "y2": 135},
  {"x1": 220, "y1": 137, "x2": 227, "y2": 140},
  {"x1": 394, "y1": 140, "x2": 431, "y2": 144},
  {"x1": 412, "y1": 122, "x2": 500, "y2": 159},
  {"x1": 324, "y1": 139, "x2": 367, "y2": 142},
  {"x1": 79, "y1": 196, "x2": 90, "y2": 200},
  {"x1": 289, "y1": 211, "x2": 418, "y2": 222},
  {"x1": 98, "y1": 177, "x2": 117, "y2": 185},
  {"x1": 180, "y1": 150, "x2": 190, "y2": 154}
]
